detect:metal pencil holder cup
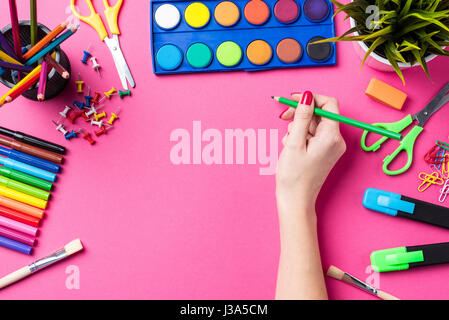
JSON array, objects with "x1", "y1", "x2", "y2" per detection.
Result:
[{"x1": 0, "y1": 21, "x2": 71, "y2": 101}]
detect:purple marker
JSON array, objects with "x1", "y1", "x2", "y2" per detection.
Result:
[{"x1": 0, "y1": 234, "x2": 33, "y2": 255}]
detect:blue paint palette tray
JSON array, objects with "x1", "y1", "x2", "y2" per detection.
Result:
[{"x1": 150, "y1": 0, "x2": 337, "y2": 75}]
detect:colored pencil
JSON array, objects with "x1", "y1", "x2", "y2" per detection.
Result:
[
  {"x1": 37, "y1": 59, "x2": 48, "y2": 101},
  {"x1": 0, "y1": 234, "x2": 33, "y2": 254},
  {"x1": 0, "y1": 195, "x2": 43, "y2": 220},
  {"x1": 0, "y1": 215, "x2": 38, "y2": 237},
  {"x1": 0, "y1": 32, "x2": 19, "y2": 60},
  {"x1": 4, "y1": 70, "x2": 41, "y2": 104},
  {"x1": 8, "y1": 0, "x2": 23, "y2": 61},
  {"x1": 25, "y1": 26, "x2": 78, "y2": 66},
  {"x1": 0, "y1": 225, "x2": 35, "y2": 247},
  {"x1": 44, "y1": 55, "x2": 69, "y2": 79},
  {"x1": 23, "y1": 21, "x2": 68, "y2": 61},
  {"x1": 272, "y1": 96, "x2": 403, "y2": 141},
  {"x1": 0, "y1": 60, "x2": 33, "y2": 72},
  {"x1": 0, "y1": 64, "x2": 42, "y2": 106},
  {"x1": 0, "y1": 205, "x2": 40, "y2": 227},
  {"x1": 30, "y1": 0, "x2": 37, "y2": 46},
  {"x1": 0, "y1": 135, "x2": 63, "y2": 165},
  {"x1": 0, "y1": 49, "x2": 23, "y2": 65}
]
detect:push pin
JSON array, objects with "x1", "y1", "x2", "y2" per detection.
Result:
[
  {"x1": 81, "y1": 44, "x2": 92, "y2": 64},
  {"x1": 75, "y1": 73, "x2": 84, "y2": 94},
  {"x1": 73, "y1": 100, "x2": 87, "y2": 110},
  {"x1": 91, "y1": 92, "x2": 103, "y2": 105},
  {"x1": 90, "y1": 57, "x2": 101, "y2": 77},
  {"x1": 107, "y1": 107, "x2": 121, "y2": 125},
  {"x1": 95, "y1": 125, "x2": 112, "y2": 137},
  {"x1": 67, "y1": 110, "x2": 84, "y2": 124},
  {"x1": 80, "y1": 129, "x2": 96, "y2": 145},
  {"x1": 85, "y1": 87, "x2": 93, "y2": 108},
  {"x1": 84, "y1": 105, "x2": 104, "y2": 119},
  {"x1": 104, "y1": 87, "x2": 117, "y2": 99},
  {"x1": 65, "y1": 130, "x2": 79, "y2": 140},
  {"x1": 52, "y1": 120, "x2": 68, "y2": 136},
  {"x1": 59, "y1": 106, "x2": 71, "y2": 119},
  {"x1": 94, "y1": 111, "x2": 107, "y2": 121},
  {"x1": 119, "y1": 90, "x2": 131, "y2": 99},
  {"x1": 91, "y1": 119, "x2": 104, "y2": 128}
]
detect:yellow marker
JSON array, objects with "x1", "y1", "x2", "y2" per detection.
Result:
[
  {"x1": 107, "y1": 107, "x2": 121, "y2": 125},
  {"x1": 0, "y1": 64, "x2": 42, "y2": 106},
  {"x1": 104, "y1": 87, "x2": 117, "y2": 99},
  {"x1": 0, "y1": 185, "x2": 47, "y2": 209},
  {"x1": 94, "y1": 111, "x2": 106, "y2": 121},
  {"x1": 184, "y1": 2, "x2": 210, "y2": 28}
]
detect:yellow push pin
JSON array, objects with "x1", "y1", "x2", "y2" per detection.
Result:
[
  {"x1": 94, "y1": 111, "x2": 107, "y2": 121},
  {"x1": 104, "y1": 87, "x2": 117, "y2": 99},
  {"x1": 107, "y1": 107, "x2": 121, "y2": 125},
  {"x1": 75, "y1": 73, "x2": 84, "y2": 94}
]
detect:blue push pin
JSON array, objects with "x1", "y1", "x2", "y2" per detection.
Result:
[
  {"x1": 84, "y1": 87, "x2": 93, "y2": 108},
  {"x1": 73, "y1": 100, "x2": 86, "y2": 110},
  {"x1": 81, "y1": 44, "x2": 92, "y2": 64},
  {"x1": 65, "y1": 130, "x2": 78, "y2": 140}
]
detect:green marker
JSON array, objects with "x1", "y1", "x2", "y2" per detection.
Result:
[
  {"x1": 272, "y1": 96, "x2": 403, "y2": 141},
  {"x1": 0, "y1": 175, "x2": 50, "y2": 201},
  {"x1": 0, "y1": 167, "x2": 53, "y2": 191}
]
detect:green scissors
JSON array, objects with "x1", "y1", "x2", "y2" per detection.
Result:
[{"x1": 361, "y1": 82, "x2": 449, "y2": 176}]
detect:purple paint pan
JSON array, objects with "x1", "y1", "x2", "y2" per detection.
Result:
[
  {"x1": 274, "y1": 0, "x2": 300, "y2": 24},
  {"x1": 303, "y1": 0, "x2": 330, "y2": 22}
]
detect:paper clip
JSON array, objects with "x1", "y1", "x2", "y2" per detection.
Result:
[
  {"x1": 424, "y1": 144, "x2": 441, "y2": 164},
  {"x1": 436, "y1": 150, "x2": 446, "y2": 169},
  {"x1": 437, "y1": 140, "x2": 449, "y2": 152},
  {"x1": 442, "y1": 155, "x2": 449, "y2": 179},
  {"x1": 418, "y1": 172, "x2": 444, "y2": 192},
  {"x1": 439, "y1": 180, "x2": 449, "y2": 203}
]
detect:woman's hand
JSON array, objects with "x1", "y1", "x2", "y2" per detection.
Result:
[{"x1": 276, "y1": 92, "x2": 346, "y2": 217}]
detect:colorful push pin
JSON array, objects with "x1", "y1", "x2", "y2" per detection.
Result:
[
  {"x1": 91, "y1": 119, "x2": 104, "y2": 128},
  {"x1": 67, "y1": 110, "x2": 83, "y2": 124},
  {"x1": 52, "y1": 120, "x2": 68, "y2": 136},
  {"x1": 73, "y1": 100, "x2": 86, "y2": 110},
  {"x1": 65, "y1": 130, "x2": 78, "y2": 140},
  {"x1": 94, "y1": 111, "x2": 107, "y2": 121},
  {"x1": 81, "y1": 44, "x2": 92, "y2": 64},
  {"x1": 104, "y1": 87, "x2": 117, "y2": 99},
  {"x1": 80, "y1": 129, "x2": 96, "y2": 145},
  {"x1": 59, "y1": 105, "x2": 71, "y2": 119},
  {"x1": 95, "y1": 125, "x2": 112, "y2": 137},
  {"x1": 85, "y1": 87, "x2": 93, "y2": 108},
  {"x1": 107, "y1": 107, "x2": 121, "y2": 125},
  {"x1": 91, "y1": 92, "x2": 103, "y2": 105},
  {"x1": 90, "y1": 57, "x2": 101, "y2": 77},
  {"x1": 75, "y1": 73, "x2": 84, "y2": 94},
  {"x1": 119, "y1": 90, "x2": 131, "y2": 99},
  {"x1": 85, "y1": 105, "x2": 104, "y2": 119}
]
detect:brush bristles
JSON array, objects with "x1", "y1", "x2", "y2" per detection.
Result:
[
  {"x1": 327, "y1": 265, "x2": 345, "y2": 280},
  {"x1": 64, "y1": 239, "x2": 83, "y2": 256}
]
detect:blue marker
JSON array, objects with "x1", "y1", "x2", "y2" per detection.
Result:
[
  {"x1": 0, "y1": 235, "x2": 32, "y2": 255},
  {"x1": 0, "y1": 146, "x2": 60, "y2": 173},
  {"x1": 0, "y1": 157, "x2": 56, "y2": 182}
]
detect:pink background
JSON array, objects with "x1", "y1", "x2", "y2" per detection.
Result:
[{"x1": 0, "y1": 0, "x2": 449, "y2": 300}]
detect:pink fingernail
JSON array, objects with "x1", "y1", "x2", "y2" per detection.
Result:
[
  {"x1": 301, "y1": 91, "x2": 313, "y2": 106},
  {"x1": 279, "y1": 108, "x2": 289, "y2": 119},
  {"x1": 290, "y1": 92, "x2": 301, "y2": 95}
]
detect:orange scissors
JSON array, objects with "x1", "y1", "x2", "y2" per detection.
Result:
[{"x1": 71, "y1": 0, "x2": 135, "y2": 90}]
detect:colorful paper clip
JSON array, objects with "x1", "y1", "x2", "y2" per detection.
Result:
[
  {"x1": 439, "y1": 180, "x2": 449, "y2": 203},
  {"x1": 418, "y1": 172, "x2": 444, "y2": 192}
]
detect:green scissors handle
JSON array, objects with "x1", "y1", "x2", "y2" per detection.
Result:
[{"x1": 361, "y1": 114, "x2": 424, "y2": 175}]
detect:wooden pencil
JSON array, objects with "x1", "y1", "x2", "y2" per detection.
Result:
[
  {"x1": 23, "y1": 21, "x2": 68, "y2": 61},
  {"x1": 0, "y1": 32, "x2": 19, "y2": 60},
  {"x1": 0, "y1": 60, "x2": 33, "y2": 72},
  {"x1": 0, "y1": 64, "x2": 42, "y2": 106},
  {"x1": 8, "y1": 0, "x2": 23, "y2": 61},
  {"x1": 44, "y1": 55, "x2": 69, "y2": 79},
  {"x1": 5, "y1": 71, "x2": 41, "y2": 103},
  {"x1": 30, "y1": 0, "x2": 38, "y2": 46},
  {"x1": 0, "y1": 49, "x2": 23, "y2": 65},
  {"x1": 37, "y1": 59, "x2": 48, "y2": 101}
]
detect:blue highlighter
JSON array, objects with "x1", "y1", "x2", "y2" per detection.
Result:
[
  {"x1": 0, "y1": 146, "x2": 60, "y2": 173},
  {"x1": 0, "y1": 157, "x2": 56, "y2": 182}
]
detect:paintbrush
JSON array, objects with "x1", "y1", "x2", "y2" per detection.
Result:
[
  {"x1": 0, "y1": 239, "x2": 83, "y2": 289},
  {"x1": 326, "y1": 265, "x2": 399, "y2": 300}
]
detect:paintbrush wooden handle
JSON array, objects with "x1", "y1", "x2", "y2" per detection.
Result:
[
  {"x1": 0, "y1": 266, "x2": 31, "y2": 289},
  {"x1": 377, "y1": 290, "x2": 400, "y2": 300}
]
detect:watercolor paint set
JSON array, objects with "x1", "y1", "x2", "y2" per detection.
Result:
[{"x1": 150, "y1": 0, "x2": 337, "y2": 75}]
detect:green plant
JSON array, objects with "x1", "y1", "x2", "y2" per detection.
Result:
[{"x1": 323, "y1": 0, "x2": 449, "y2": 83}]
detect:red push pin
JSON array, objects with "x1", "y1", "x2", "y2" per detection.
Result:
[
  {"x1": 80, "y1": 129, "x2": 96, "y2": 145},
  {"x1": 67, "y1": 110, "x2": 83, "y2": 124},
  {"x1": 95, "y1": 125, "x2": 113, "y2": 137},
  {"x1": 91, "y1": 92, "x2": 103, "y2": 105}
]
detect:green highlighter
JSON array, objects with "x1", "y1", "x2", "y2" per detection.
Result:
[
  {"x1": 0, "y1": 175, "x2": 50, "y2": 201},
  {"x1": 0, "y1": 167, "x2": 53, "y2": 192}
]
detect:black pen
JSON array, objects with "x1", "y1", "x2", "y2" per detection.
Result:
[{"x1": 0, "y1": 127, "x2": 66, "y2": 155}]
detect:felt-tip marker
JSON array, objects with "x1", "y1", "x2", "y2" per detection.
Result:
[
  {"x1": 0, "y1": 167, "x2": 52, "y2": 191},
  {"x1": 0, "y1": 157, "x2": 56, "y2": 182},
  {"x1": 0, "y1": 126, "x2": 66, "y2": 155},
  {"x1": 0, "y1": 146, "x2": 60, "y2": 173}
]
